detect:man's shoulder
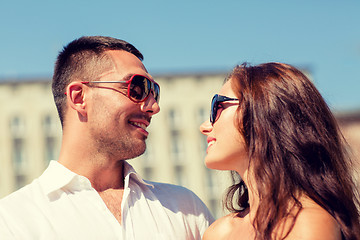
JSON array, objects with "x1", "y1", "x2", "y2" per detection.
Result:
[
  {"x1": 0, "y1": 180, "x2": 44, "y2": 234},
  {"x1": 145, "y1": 180, "x2": 210, "y2": 210},
  {"x1": 144, "y1": 180, "x2": 215, "y2": 226},
  {"x1": 146, "y1": 181, "x2": 198, "y2": 198},
  {"x1": 0, "y1": 180, "x2": 42, "y2": 209},
  {"x1": 1, "y1": 184, "x2": 30, "y2": 202}
]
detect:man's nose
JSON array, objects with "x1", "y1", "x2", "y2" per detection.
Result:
[{"x1": 140, "y1": 94, "x2": 160, "y2": 115}]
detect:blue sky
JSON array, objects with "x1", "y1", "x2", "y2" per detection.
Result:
[{"x1": 1, "y1": 0, "x2": 359, "y2": 111}]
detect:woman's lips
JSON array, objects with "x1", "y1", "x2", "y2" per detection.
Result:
[{"x1": 206, "y1": 137, "x2": 216, "y2": 153}]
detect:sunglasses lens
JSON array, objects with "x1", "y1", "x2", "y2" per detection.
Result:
[
  {"x1": 129, "y1": 75, "x2": 149, "y2": 102},
  {"x1": 153, "y1": 83, "x2": 160, "y2": 103},
  {"x1": 128, "y1": 75, "x2": 160, "y2": 103},
  {"x1": 210, "y1": 95, "x2": 218, "y2": 124}
]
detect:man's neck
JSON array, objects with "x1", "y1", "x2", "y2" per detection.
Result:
[
  {"x1": 58, "y1": 125, "x2": 126, "y2": 192},
  {"x1": 58, "y1": 149, "x2": 125, "y2": 192},
  {"x1": 90, "y1": 160, "x2": 125, "y2": 192}
]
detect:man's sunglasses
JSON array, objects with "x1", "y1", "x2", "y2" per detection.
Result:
[
  {"x1": 210, "y1": 94, "x2": 239, "y2": 125},
  {"x1": 81, "y1": 74, "x2": 160, "y2": 103}
]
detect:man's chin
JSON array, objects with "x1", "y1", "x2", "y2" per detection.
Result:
[{"x1": 128, "y1": 142, "x2": 146, "y2": 159}]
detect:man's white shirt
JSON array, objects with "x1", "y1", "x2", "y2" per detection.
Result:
[{"x1": 0, "y1": 161, "x2": 214, "y2": 239}]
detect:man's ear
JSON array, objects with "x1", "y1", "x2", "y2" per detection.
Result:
[{"x1": 66, "y1": 81, "x2": 87, "y2": 117}]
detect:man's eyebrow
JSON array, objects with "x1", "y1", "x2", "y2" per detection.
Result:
[
  {"x1": 121, "y1": 74, "x2": 133, "y2": 81},
  {"x1": 121, "y1": 73, "x2": 152, "y2": 81}
]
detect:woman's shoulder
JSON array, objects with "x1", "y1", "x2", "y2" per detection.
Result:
[
  {"x1": 202, "y1": 212, "x2": 252, "y2": 240},
  {"x1": 286, "y1": 198, "x2": 342, "y2": 240},
  {"x1": 202, "y1": 213, "x2": 234, "y2": 240}
]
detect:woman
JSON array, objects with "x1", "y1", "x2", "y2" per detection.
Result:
[{"x1": 200, "y1": 62, "x2": 360, "y2": 240}]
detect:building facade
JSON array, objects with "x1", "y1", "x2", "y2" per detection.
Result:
[{"x1": 1, "y1": 73, "x2": 359, "y2": 219}]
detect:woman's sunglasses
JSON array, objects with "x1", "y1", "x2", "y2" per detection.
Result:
[
  {"x1": 210, "y1": 94, "x2": 239, "y2": 125},
  {"x1": 81, "y1": 74, "x2": 160, "y2": 103}
]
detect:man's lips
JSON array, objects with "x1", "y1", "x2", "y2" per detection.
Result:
[
  {"x1": 129, "y1": 119, "x2": 149, "y2": 128},
  {"x1": 129, "y1": 118, "x2": 150, "y2": 135},
  {"x1": 129, "y1": 121, "x2": 148, "y2": 130}
]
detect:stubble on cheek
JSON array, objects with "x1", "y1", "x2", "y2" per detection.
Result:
[
  {"x1": 91, "y1": 121, "x2": 147, "y2": 160},
  {"x1": 90, "y1": 100, "x2": 147, "y2": 159}
]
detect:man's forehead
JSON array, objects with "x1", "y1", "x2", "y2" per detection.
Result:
[
  {"x1": 94, "y1": 68, "x2": 152, "y2": 83},
  {"x1": 104, "y1": 50, "x2": 148, "y2": 75},
  {"x1": 95, "y1": 69, "x2": 117, "y2": 80},
  {"x1": 106, "y1": 50, "x2": 142, "y2": 64},
  {"x1": 94, "y1": 50, "x2": 151, "y2": 81}
]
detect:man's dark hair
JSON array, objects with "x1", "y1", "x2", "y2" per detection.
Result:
[{"x1": 52, "y1": 36, "x2": 143, "y2": 127}]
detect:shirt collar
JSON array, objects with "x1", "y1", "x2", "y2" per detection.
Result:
[
  {"x1": 39, "y1": 160, "x2": 153, "y2": 196},
  {"x1": 39, "y1": 161, "x2": 92, "y2": 196},
  {"x1": 123, "y1": 161, "x2": 154, "y2": 188}
]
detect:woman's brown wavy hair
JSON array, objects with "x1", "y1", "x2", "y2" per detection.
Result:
[{"x1": 224, "y1": 62, "x2": 360, "y2": 240}]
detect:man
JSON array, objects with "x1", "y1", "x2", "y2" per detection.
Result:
[{"x1": 0, "y1": 36, "x2": 214, "y2": 239}]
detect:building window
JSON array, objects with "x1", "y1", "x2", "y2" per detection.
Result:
[
  {"x1": 44, "y1": 137, "x2": 56, "y2": 163},
  {"x1": 141, "y1": 142, "x2": 155, "y2": 180},
  {"x1": 142, "y1": 141, "x2": 154, "y2": 165},
  {"x1": 168, "y1": 109, "x2": 181, "y2": 129},
  {"x1": 197, "y1": 107, "x2": 208, "y2": 123},
  {"x1": 208, "y1": 198, "x2": 221, "y2": 219},
  {"x1": 174, "y1": 165, "x2": 187, "y2": 187},
  {"x1": 167, "y1": 109, "x2": 185, "y2": 163},
  {"x1": 205, "y1": 168, "x2": 224, "y2": 218},
  {"x1": 12, "y1": 138, "x2": 26, "y2": 173},
  {"x1": 10, "y1": 116, "x2": 27, "y2": 189},
  {"x1": 167, "y1": 108, "x2": 187, "y2": 186},
  {"x1": 169, "y1": 130, "x2": 185, "y2": 163},
  {"x1": 42, "y1": 115, "x2": 58, "y2": 165},
  {"x1": 143, "y1": 167, "x2": 153, "y2": 181}
]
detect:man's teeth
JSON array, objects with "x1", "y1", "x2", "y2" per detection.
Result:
[
  {"x1": 132, "y1": 122, "x2": 147, "y2": 130},
  {"x1": 208, "y1": 140, "x2": 215, "y2": 147}
]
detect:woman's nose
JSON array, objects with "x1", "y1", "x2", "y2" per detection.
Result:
[{"x1": 200, "y1": 119, "x2": 212, "y2": 135}]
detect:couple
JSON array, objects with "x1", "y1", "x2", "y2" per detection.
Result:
[{"x1": 0, "y1": 36, "x2": 359, "y2": 240}]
